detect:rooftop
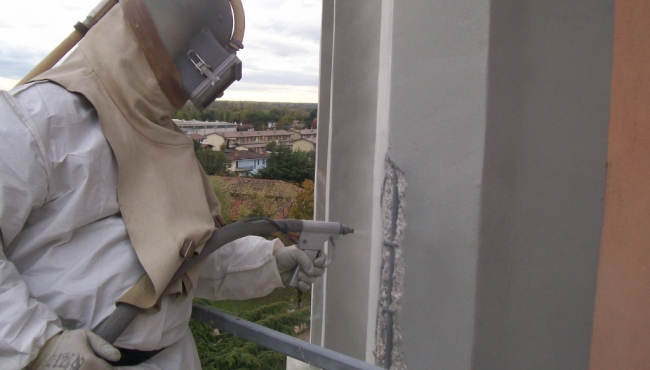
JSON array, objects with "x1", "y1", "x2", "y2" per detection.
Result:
[
  {"x1": 208, "y1": 130, "x2": 294, "y2": 139},
  {"x1": 226, "y1": 151, "x2": 268, "y2": 160},
  {"x1": 293, "y1": 129, "x2": 318, "y2": 136},
  {"x1": 173, "y1": 119, "x2": 237, "y2": 127},
  {"x1": 237, "y1": 143, "x2": 268, "y2": 149},
  {"x1": 188, "y1": 134, "x2": 205, "y2": 141}
]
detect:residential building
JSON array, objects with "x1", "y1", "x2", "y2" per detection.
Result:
[
  {"x1": 235, "y1": 143, "x2": 267, "y2": 154},
  {"x1": 187, "y1": 133, "x2": 213, "y2": 150},
  {"x1": 225, "y1": 150, "x2": 267, "y2": 177},
  {"x1": 204, "y1": 132, "x2": 226, "y2": 150},
  {"x1": 236, "y1": 123, "x2": 255, "y2": 131},
  {"x1": 289, "y1": 122, "x2": 305, "y2": 130},
  {"x1": 290, "y1": 128, "x2": 318, "y2": 141},
  {"x1": 207, "y1": 129, "x2": 293, "y2": 151},
  {"x1": 173, "y1": 119, "x2": 237, "y2": 135},
  {"x1": 291, "y1": 137, "x2": 316, "y2": 152},
  {"x1": 188, "y1": 133, "x2": 206, "y2": 144}
]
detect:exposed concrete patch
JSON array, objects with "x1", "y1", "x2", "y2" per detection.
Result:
[{"x1": 375, "y1": 157, "x2": 407, "y2": 369}]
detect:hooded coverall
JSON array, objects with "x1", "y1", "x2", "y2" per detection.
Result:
[{"x1": 0, "y1": 82, "x2": 285, "y2": 369}]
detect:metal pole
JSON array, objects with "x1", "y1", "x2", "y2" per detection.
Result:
[{"x1": 192, "y1": 304, "x2": 384, "y2": 370}]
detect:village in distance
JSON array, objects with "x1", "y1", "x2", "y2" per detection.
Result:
[{"x1": 178, "y1": 100, "x2": 318, "y2": 370}]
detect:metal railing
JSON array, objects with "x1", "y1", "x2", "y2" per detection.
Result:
[{"x1": 192, "y1": 304, "x2": 384, "y2": 370}]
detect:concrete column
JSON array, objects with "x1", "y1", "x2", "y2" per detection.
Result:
[
  {"x1": 310, "y1": 0, "x2": 334, "y2": 348},
  {"x1": 315, "y1": 0, "x2": 615, "y2": 368},
  {"x1": 314, "y1": 0, "x2": 383, "y2": 361}
]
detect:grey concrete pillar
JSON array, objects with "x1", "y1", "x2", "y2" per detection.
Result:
[
  {"x1": 314, "y1": 0, "x2": 615, "y2": 368},
  {"x1": 312, "y1": 0, "x2": 383, "y2": 361}
]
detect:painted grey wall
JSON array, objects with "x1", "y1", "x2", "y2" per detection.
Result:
[
  {"x1": 386, "y1": 0, "x2": 491, "y2": 367},
  {"x1": 315, "y1": 0, "x2": 614, "y2": 368},
  {"x1": 317, "y1": 0, "x2": 383, "y2": 360},
  {"x1": 472, "y1": 1, "x2": 614, "y2": 369}
]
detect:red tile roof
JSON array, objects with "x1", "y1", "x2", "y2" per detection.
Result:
[
  {"x1": 188, "y1": 134, "x2": 205, "y2": 141},
  {"x1": 226, "y1": 151, "x2": 268, "y2": 160}
]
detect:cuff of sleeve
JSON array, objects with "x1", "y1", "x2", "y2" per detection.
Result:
[{"x1": 272, "y1": 238, "x2": 285, "y2": 255}]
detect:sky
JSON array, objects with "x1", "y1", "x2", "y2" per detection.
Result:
[{"x1": 0, "y1": 0, "x2": 322, "y2": 103}]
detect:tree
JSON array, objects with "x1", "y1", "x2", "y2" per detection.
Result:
[
  {"x1": 195, "y1": 150, "x2": 232, "y2": 176},
  {"x1": 276, "y1": 114, "x2": 292, "y2": 130},
  {"x1": 254, "y1": 146, "x2": 314, "y2": 184},
  {"x1": 289, "y1": 180, "x2": 314, "y2": 220},
  {"x1": 265, "y1": 141, "x2": 277, "y2": 152}
]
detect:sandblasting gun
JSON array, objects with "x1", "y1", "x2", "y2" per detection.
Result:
[{"x1": 288, "y1": 220, "x2": 354, "y2": 287}]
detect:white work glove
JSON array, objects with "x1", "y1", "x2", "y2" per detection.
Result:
[
  {"x1": 274, "y1": 245, "x2": 327, "y2": 292},
  {"x1": 28, "y1": 329, "x2": 121, "y2": 370}
]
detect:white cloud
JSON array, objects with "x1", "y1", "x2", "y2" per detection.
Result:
[
  {"x1": 0, "y1": 0, "x2": 321, "y2": 102},
  {"x1": 223, "y1": 82, "x2": 318, "y2": 103}
]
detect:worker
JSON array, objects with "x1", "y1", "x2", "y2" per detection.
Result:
[{"x1": 0, "y1": 0, "x2": 325, "y2": 369}]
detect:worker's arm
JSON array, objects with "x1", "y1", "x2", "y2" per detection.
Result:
[
  {"x1": 195, "y1": 236, "x2": 286, "y2": 300},
  {"x1": 0, "y1": 91, "x2": 62, "y2": 368}
]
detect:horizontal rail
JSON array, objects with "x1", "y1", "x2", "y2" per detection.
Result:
[{"x1": 191, "y1": 304, "x2": 384, "y2": 370}]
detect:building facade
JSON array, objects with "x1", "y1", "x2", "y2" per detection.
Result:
[
  {"x1": 225, "y1": 151, "x2": 267, "y2": 177},
  {"x1": 173, "y1": 119, "x2": 237, "y2": 135}
]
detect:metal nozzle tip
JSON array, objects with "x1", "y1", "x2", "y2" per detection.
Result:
[{"x1": 341, "y1": 225, "x2": 355, "y2": 235}]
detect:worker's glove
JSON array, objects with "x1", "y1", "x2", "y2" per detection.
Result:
[
  {"x1": 28, "y1": 329, "x2": 120, "y2": 370},
  {"x1": 274, "y1": 245, "x2": 327, "y2": 292}
]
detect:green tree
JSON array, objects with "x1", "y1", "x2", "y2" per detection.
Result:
[
  {"x1": 277, "y1": 114, "x2": 293, "y2": 129},
  {"x1": 196, "y1": 150, "x2": 232, "y2": 176},
  {"x1": 289, "y1": 180, "x2": 314, "y2": 220},
  {"x1": 254, "y1": 146, "x2": 314, "y2": 184}
]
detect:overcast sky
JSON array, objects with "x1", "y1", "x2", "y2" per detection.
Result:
[{"x1": 0, "y1": 0, "x2": 322, "y2": 103}]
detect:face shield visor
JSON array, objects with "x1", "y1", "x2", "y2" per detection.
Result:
[
  {"x1": 175, "y1": 28, "x2": 242, "y2": 111},
  {"x1": 143, "y1": 0, "x2": 245, "y2": 111}
]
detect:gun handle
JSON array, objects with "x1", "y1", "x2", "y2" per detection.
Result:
[{"x1": 288, "y1": 265, "x2": 301, "y2": 287}]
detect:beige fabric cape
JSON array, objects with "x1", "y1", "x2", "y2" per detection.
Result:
[{"x1": 34, "y1": 3, "x2": 222, "y2": 309}]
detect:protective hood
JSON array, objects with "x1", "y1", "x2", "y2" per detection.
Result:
[{"x1": 34, "y1": 0, "x2": 222, "y2": 309}]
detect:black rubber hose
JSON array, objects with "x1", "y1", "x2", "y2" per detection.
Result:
[{"x1": 94, "y1": 219, "x2": 304, "y2": 343}]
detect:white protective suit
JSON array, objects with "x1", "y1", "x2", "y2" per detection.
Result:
[{"x1": 0, "y1": 82, "x2": 285, "y2": 369}]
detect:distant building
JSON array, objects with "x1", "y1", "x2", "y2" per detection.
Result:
[
  {"x1": 289, "y1": 122, "x2": 306, "y2": 130},
  {"x1": 237, "y1": 123, "x2": 255, "y2": 131},
  {"x1": 205, "y1": 130, "x2": 293, "y2": 151},
  {"x1": 292, "y1": 137, "x2": 317, "y2": 152},
  {"x1": 235, "y1": 143, "x2": 267, "y2": 154},
  {"x1": 187, "y1": 134, "x2": 214, "y2": 150},
  {"x1": 225, "y1": 150, "x2": 268, "y2": 176},
  {"x1": 188, "y1": 133, "x2": 206, "y2": 143},
  {"x1": 290, "y1": 128, "x2": 318, "y2": 141},
  {"x1": 173, "y1": 119, "x2": 237, "y2": 135}
]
